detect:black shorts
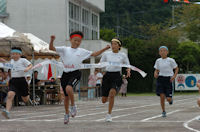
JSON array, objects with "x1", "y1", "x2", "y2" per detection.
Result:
[
  {"x1": 156, "y1": 76, "x2": 173, "y2": 97},
  {"x1": 9, "y1": 77, "x2": 29, "y2": 97},
  {"x1": 60, "y1": 70, "x2": 81, "y2": 96},
  {"x1": 101, "y1": 72, "x2": 122, "y2": 97}
]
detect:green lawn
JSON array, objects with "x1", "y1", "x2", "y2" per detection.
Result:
[{"x1": 125, "y1": 91, "x2": 199, "y2": 96}]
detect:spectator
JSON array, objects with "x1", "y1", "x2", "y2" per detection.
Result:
[
  {"x1": 31, "y1": 71, "x2": 41, "y2": 85},
  {"x1": 88, "y1": 70, "x2": 98, "y2": 99},
  {"x1": 0, "y1": 68, "x2": 6, "y2": 85},
  {"x1": 119, "y1": 75, "x2": 128, "y2": 97},
  {"x1": 96, "y1": 69, "x2": 103, "y2": 97},
  {"x1": 0, "y1": 68, "x2": 7, "y2": 107},
  {"x1": 196, "y1": 83, "x2": 200, "y2": 107},
  {"x1": 26, "y1": 75, "x2": 31, "y2": 85}
]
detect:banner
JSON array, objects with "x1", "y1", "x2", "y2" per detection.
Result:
[
  {"x1": 0, "y1": 60, "x2": 147, "y2": 78},
  {"x1": 175, "y1": 74, "x2": 199, "y2": 91}
]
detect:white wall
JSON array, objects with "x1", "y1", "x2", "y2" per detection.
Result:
[
  {"x1": 85, "y1": 0, "x2": 105, "y2": 12},
  {"x1": 5, "y1": 0, "x2": 67, "y2": 46}
]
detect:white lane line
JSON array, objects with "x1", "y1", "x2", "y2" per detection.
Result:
[
  {"x1": 95, "y1": 110, "x2": 150, "y2": 122},
  {"x1": 141, "y1": 110, "x2": 181, "y2": 122},
  {"x1": 1, "y1": 97, "x2": 195, "y2": 122},
  {"x1": 1, "y1": 114, "x2": 58, "y2": 121},
  {"x1": 1, "y1": 103, "x2": 159, "y2": 122},
  {"x1": 183, "y1": 115, "x2": 200, "y2": 132},
  {"x1": 1, "y1": 119, "x2": 186, "y2": 123},
  {"x1": 140, "y1": 99, "x2": 196, "y2": 122},
  {"x1": 113, "y1": 120, "x2": 185, "y2": 123}
]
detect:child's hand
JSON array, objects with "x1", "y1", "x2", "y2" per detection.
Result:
[
  {"x1": 170, "y1": 76, "x2": 176, "y2": 82},
  {"x1": 50, "y1": 35, "x2": 56, "y2": 41},
  {"x1": 154, "y1": 72, "x2": 159, "y2": 78},
  {"x1": 24, "y1": 68, "x2": 29, "y2": 72},
  {"x1": 126, "y1": 69, "x2": 131, "y2": 78},
  {"x1": 197, "y1": 83, "x2": 200, "y2": 89},
  {"x1": 105, "y1": 45, "x2": 110, "y2": 50}
]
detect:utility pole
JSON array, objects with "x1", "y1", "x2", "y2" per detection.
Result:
[
  {"x1": 172, "y1": 4, "x2": 175, "y2": 26},
  {"x1": 116, "y1": 14, "x2": 120, "y2": 37}
]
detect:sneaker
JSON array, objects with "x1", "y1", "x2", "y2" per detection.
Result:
[
  {"x1": 1, "y1": 109, "x2": 10, "y2": 119},
  {"x1": 162, "y1": 111, "x2": 166, "y2": 117},
  {"x1": 64, "y1": 114, "x2": 70, "y2": 124},
  {"x1": 105, "y1": 114, "x2": 112, "y2": 122},
  {"x1": 70, "y1": 105, "x2": 77, "y2": 117},
  {"x1": 169, "y1": 98, "x2": 173, "y2": 105}
]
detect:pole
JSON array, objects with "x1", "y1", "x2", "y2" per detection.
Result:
[
  {"x1": 172, "y1": 4, "x2": 175, "y2": 26},
  {"x1": 32, "y1": 47, "x2": 35, "y2": 106},
  {"x1": 116, "y1": 14, "x2": 119, "y2": 37}
]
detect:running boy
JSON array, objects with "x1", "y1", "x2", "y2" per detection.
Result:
[
  {"x1": 154, "y1": 46, "x2": 178, "y2": 117},
  {"x1": 196, "y1": 83, "x2": 200, "y2": 107},
  {"x1": 0, "y1": 47, "x2": 32, "y2": 119},
  {"x1": 100, "y1": 37, "x2": 131, "y2": 122},
  {"x1": 49, "y1": 31, "x2": 110, "y2": 124}
]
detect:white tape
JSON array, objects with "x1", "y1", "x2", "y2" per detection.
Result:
[
  {"x1": 0, "y1": 62, "x2": 13, "y2": 69},
  {"x1": 32, "y1": 61, "x2": 147, "y2": 78},
  {"x1": 0, "y1": 60, "x2": 147, "y2": 78}
]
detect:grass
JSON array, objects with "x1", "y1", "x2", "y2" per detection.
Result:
[{"x1": 126, "y1": 91, "x2": 199, "y2": 96}]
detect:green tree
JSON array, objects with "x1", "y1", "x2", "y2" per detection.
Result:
[
  {"x1": 173, "y1": 41, "x2": 200, "y2": 73},
  {"x1": 176, "y1": 4, "x2": 200, "y2": 42},
  {"x1": 100, "y1": 29, "x2": 117, "y2": 41}
]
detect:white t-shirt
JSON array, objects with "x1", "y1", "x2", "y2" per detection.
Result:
[
  {"x1": 11, "y1": 58, "x2": 31, "y2": 78},
  {"x1": 55, "y1": 46, "x2": 92, "y2": 72},
  {"x1": 154, "y1": 57, "x2": 178, "y2": 77},
  {"x1": 100, "y1": 51, "x2": 130, "y2": 72},
  {"x1": 96, "y1": 72, "x2": 103, "y2": 84}
]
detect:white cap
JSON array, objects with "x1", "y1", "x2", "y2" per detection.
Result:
[{"x1": 26, "y1": 75, "x2": 31, "y2": 77}]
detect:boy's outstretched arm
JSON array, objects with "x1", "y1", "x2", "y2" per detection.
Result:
[
  {"x1": 24, "y1": 64, "x2": 33, "y2": 72},
  {"x1": 0, "y1": 58, "x2": 6, "y2": 63},
  {"x1": 49, "y1": 35, "x2": 56, "y2": 51},
  {"x1": 91, "y1": 45, "x2": 110, "y2": 57}
]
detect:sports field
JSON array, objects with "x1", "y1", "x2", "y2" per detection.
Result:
[{"x1": 0, "y1": 95, "x2": 200, "y2": 132}]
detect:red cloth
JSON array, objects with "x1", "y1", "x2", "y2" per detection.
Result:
[
  {"x1": 164, "y1": 0, "x2": 168, "y2": 3},
  {"x1": 47, "y1": 64, "x2": 52, "y2": 80},
  {"x1": 184, "y1": 0, "x2": 190, "y2": 3}
]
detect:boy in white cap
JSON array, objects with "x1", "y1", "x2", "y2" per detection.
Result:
[
  {"x1": 154, "y1": 46, "x2": 179, "y2": 117},
  {"x1": 0, "y1": 47, "x2": 32, "y2": 119}
]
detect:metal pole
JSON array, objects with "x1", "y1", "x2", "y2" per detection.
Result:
[
  {"x1": 172, "y1": 4, "x2": 175, "y2": 26},
  {"x1": 116, "y1": 16, "x2": 119, "y2": 37},
  {"x1": 32, "y1": 47, "x2": 35, "y2": 106}
]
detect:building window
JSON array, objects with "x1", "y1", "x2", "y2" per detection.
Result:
[
  {"x1": 0, "y1": 0, "x2": 8, "y2": 17},
  {"x1": 92, "y1": 13, "x2": 98, "y2": 39},
  {"x1": 82, "y1": 26, "x2": 89, "y2": 39},
  {"x1": 92, "y1": 30, "x2": 98, "y2": 40},
  {"x1": 68, "y1": 2, "x2": 99, "y2": 40},
  {"x1": 69, "y1": 20, "x2": 80, "y2": 34},
  {"x1": 69, "y1": 2, "x2": 80, "y2": 21},
  {"x1": 69, "y1": 2, "x2": 80, "y2": 34},
  {"x1": 82, "y1": 8, "x2": 89, "y2": 25},
  {"x1": 92, "y1": 14, "x2": 98, "y2": 28}
]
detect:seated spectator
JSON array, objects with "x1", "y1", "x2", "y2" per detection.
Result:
[
  {"x1": 26, "y1": 75, "x2": 31, "y2": 85},
  {"x1": 0, "y1": 68, "x2": 7, "y2": 107},
  {"x1": 31, "y1": 71, "x2": 41, "y2": 86},
  {"x1": 0, "y1": 68, "x2": 6, "y2": 85},
  {"x1": 45, "y1": 77, "x2": 57, "y2": 89}
]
